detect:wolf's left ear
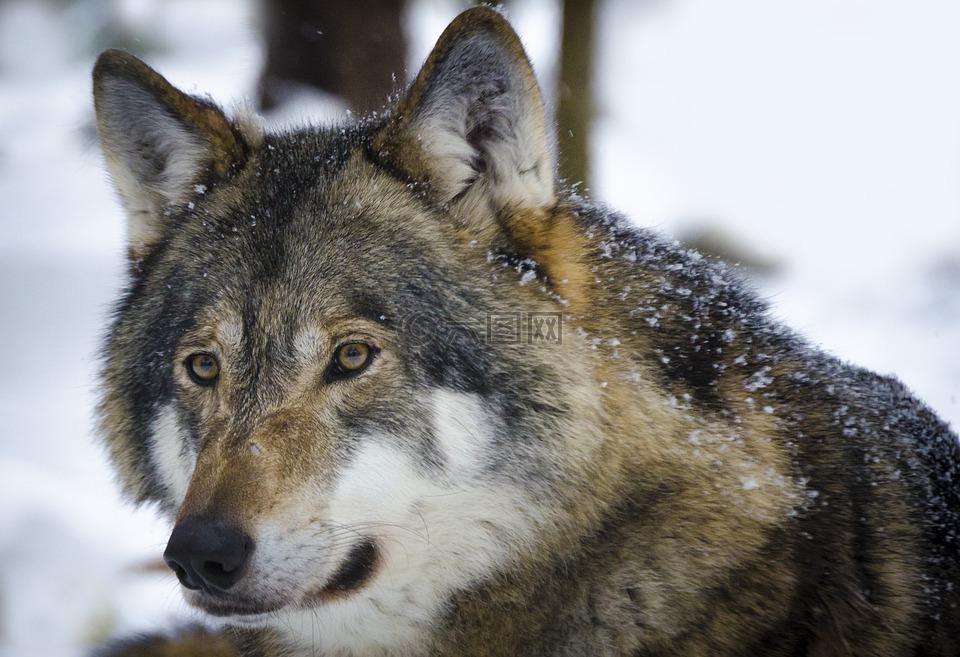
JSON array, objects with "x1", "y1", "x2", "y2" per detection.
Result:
[
  {"x1": 93, "y1": 50, "x2": 247, "y2": 257},
  {"x1": 372, "y1": 7, "x2": 555, "y2": 226}
]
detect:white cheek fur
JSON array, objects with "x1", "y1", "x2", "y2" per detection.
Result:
[
  {"x1": 265, "y1": 390, "x2": 547, "y2": 655},
  {"x1": 149, "y1": 404, "x2": 195, "y2": 510}
]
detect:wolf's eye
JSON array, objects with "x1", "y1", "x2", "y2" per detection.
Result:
[
  {"x1": 186, "y1": 353, "x2": 220, "y2": 386},
  {"x1": 326, "y1": 343, "x2": 376, "y2": 382},
  {"x1": 338, "y1": 343, "x2": 371, "y2": 370}
]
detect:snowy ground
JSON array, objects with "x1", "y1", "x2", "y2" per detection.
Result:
[{"x1": 0, "y1": 0, "x2": 957, "y2": 655}]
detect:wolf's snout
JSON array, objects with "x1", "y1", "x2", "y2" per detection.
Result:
[{"x1": 163, "y1": 516, "x2": 253, "y2": 592}]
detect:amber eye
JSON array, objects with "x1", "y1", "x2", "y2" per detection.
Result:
[
  {"x1": 327, "y1": 342, "x2": 376, "y2": 382},
  {"x1": 186, "y1": 353, "x2": 220, "y2": 386},
  {"x1": 337, "y1": 343, "x2": 371, "y2": 370}
]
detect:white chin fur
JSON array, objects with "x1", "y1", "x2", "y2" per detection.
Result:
[{"x1": 260, "y1": 390, "x2": 545, "y2": 655}]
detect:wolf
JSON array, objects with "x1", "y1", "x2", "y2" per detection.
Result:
[{"x1": 91, "y1": 7, "x2": 959, "y2": 656}]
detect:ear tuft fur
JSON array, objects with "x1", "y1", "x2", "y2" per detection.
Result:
[{"x1": 93, "y1": 50, "x2": 247, "y2": 257}]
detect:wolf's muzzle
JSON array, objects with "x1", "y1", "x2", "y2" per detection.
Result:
[{"x1": 163, "y1": 516, "x2": 253, "y2": 593}]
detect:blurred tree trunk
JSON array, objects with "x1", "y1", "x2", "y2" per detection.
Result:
[
  {"x1": 258, "y1": 0, "x2": 407, "y2": 114},
  {"x1": 556, "y1": 0, "x2": 597, "y2": 189}
]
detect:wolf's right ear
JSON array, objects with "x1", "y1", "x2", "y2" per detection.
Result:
[{"x1": 93, "y1": 50, "x2": 248, "y2": 257}]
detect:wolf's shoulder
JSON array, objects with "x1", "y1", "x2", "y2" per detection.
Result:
[{"x1": 565, "y1": 196, "x2": 771, "y2": 319}]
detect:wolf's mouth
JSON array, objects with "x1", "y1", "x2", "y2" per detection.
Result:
[
  {"x1": 191, "y1": 540, "x2": 380, "y2": 617},
  {"x1": 312, "y1": 540, "x2": 380, "y2": 601},
  {"x1": 197, "y1": 598, "x2": 284, "y2": 618}
]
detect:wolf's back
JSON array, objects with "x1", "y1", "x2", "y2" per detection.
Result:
[{"x1": 526, "y1": 199, "x2": 960, "y2": 655}]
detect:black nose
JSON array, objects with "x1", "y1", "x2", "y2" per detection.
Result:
[{"x1": 163, "y1": 516, "x2": 253, "y2": 592}]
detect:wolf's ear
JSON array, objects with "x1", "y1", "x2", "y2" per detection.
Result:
[
  {"x1": 372, "y1": 7, "x2": 555, "y2": 228},
  {"x1": 93, "y1": 50, "x2": 247, "y2": 257}
]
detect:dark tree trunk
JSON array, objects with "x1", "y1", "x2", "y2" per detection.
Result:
[
  {"x1": 258, "y1": 0, "x2": 407, "y2": 114},
  {"x1": 556, "y1": 0, "x2": 597, "y2": 189}
]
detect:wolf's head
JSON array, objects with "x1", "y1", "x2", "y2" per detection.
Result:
[{"x1": 93, "y1": 7, "x2": 607, "y2": 651}]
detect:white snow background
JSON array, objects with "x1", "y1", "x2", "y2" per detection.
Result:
[{"x1": 0, "y1": 0, "x2": 957, "y2": 655}]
